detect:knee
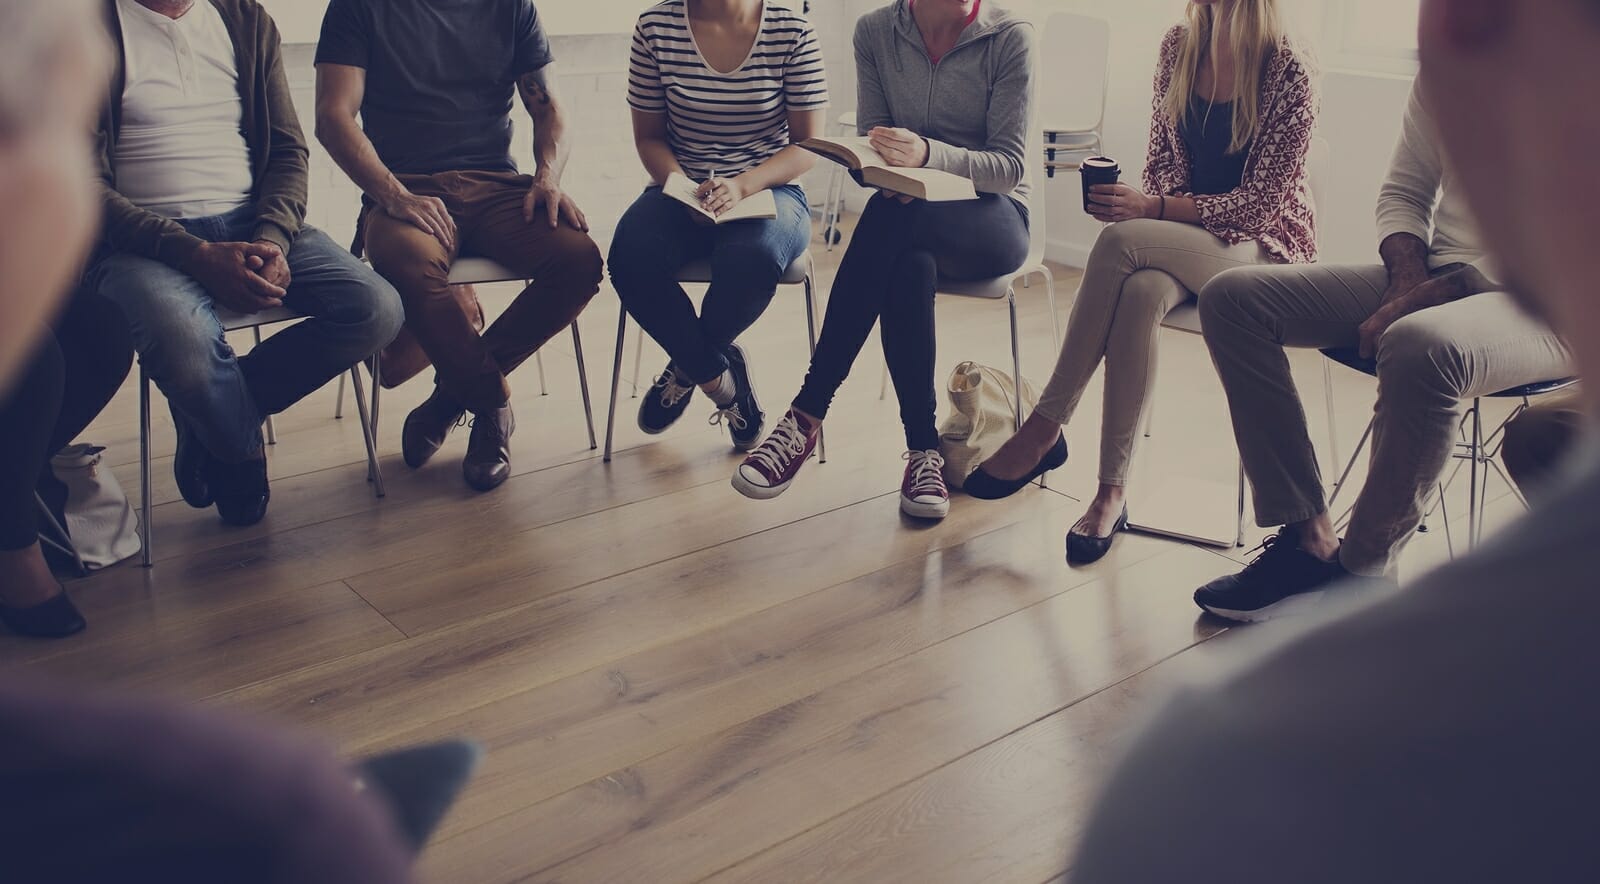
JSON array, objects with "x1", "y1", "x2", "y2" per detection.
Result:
[
  {"x1": 145, "y1": 325, "x2": 229, "y2": 401},
  {"x1": 1197, "y1": 266, "x2": 1261, "y2": 337},
  {"x1": 606, "y1": 233, "x2": 675, "y2": 295},
  {"x1": 548, "y1": 232, "x2": 605, "y2": 298},
  {"x1": 358, "y1": 279, "x2": 406, "y2": 350},
  {"x1": 1087, "y1": 218, "x2": 1161, "y2": 268},
  {"x1": 714, "y1": 241, "x2": 787, "y2": 288},
  {"x1": 1376, "y1": 315, "x2": 1467, "y2": 398},
  {"x1": 887, "y1": 250, "x2": 938, "y2": 303},
  {"x1": 369, "y1": 240, "x2": 451, "y2": 296}
]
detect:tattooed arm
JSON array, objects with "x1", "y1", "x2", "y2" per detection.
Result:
[{"x1": 517, "y1": 66, "x2": 588, "y2": 230}]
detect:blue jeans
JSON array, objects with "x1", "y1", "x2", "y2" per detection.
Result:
[
  {"x1": 91, "y1": 206, "x2": 404, "y2": 463},
  {"x1": 607, "y1": 184, "x2": 810, "y2": 384}
]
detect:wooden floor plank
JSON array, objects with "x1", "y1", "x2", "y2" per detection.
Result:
[
  {"x1": 415, "y1": 547, "x2": 1235, "y2": 884},
  {"x1": 4, "y1": 580, "x2": 404, "y2": 697},
  {"x1": 214, "y1": 486, "x2": 1088, "y2": 749},
  {"x1": 376, "y1": 497, "x2": 1176, "y2": 844},
  {"x1": 704, "y1": 631, "x2": 1252, "y2": 884}
]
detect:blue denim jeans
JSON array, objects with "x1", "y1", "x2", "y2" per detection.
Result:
[
  {"x1": 607, "y1": 184, "x2": 810, "y2": 384},
  {"x1": 90, "y1": 206, "x2": 404, "y2": 463}
]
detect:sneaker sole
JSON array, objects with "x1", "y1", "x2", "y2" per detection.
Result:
[
  {"x1": 1198, "y1": 590, "x2": 1326, "y2": 624},
  {"x1": 900, "y1": 496, "x2": 950, "y2": 520},
  {"x1": 731, "y1": 470, "x2": 790, "y2": 500}
]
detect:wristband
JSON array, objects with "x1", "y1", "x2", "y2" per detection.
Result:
[{"x1": 1158, "y1": 195, "x2": 1167, "y2": 221}]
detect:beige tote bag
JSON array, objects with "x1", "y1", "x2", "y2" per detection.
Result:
[{"x1": 937, "y1": 361, "x2": 1038, "y2": 490}]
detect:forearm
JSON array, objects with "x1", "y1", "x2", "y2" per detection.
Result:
[
  {"x1": 1412, "y1": 264, "x2": 1495, "y2": 308},
  {"x1": 1149, "y1": 194, "x2": 1200, "y2": 225},
  {"x1": 735, "y1": 145, "x2": 817, "y2": 193},
  {"x1": 530, "y1": 107, "x2": 571, "y2": 185},
  {"x1": 634, "y1": 137, "x2": 683, "y2": 185},
  {"x1": 924, "y1": 139, "x2": 1024, "y2": 194},
  {"x1": 1379, "y1": 232, "x2": 1432, "y2": 282},
  {"x1": 316, "y1": 113, "x2": 409, "y2": 206}
]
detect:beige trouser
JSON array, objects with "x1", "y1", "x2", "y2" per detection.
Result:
[
  {"x1": 1198, "y1": 262, "x2": 1573, "y2": 576},
  {"x1": 1035, "y1": 219, "x2": 1271, "y2": 485}
]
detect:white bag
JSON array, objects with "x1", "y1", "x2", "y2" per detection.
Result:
[
  {"x1": 937, "y1": 361, "x2": 1038, "y2": 490},
  {"x1": 50, "y1": 444, "x2": 142, "y2": 570}
]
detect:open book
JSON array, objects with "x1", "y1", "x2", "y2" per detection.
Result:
[
  {"x1": 800, "y1": 136, "x2": 978, "y2": 202},
  {"x1": 663, "y1": 172, "x2": 778, "y2": 224}
]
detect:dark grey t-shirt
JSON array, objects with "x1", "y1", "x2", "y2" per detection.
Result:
[
  {"x1": 1070, "y1": 436, "x2": 1600, "y2": 883},
  {"x1": 316, "y1": 0, "x2": 553, "y2": 176}
]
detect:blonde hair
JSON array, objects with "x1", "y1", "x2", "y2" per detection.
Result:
[{"x1": 1162, "y1": 0, "x2": 1286, "y2": 154}]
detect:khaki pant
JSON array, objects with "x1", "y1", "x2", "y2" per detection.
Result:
[
  {"x1": 1035, "y1": 219, "x2": 1270, "y2": 484},
  {"x1": 363, "y1": 170, "x2": 603, "y2": 414},
  {"x1": 1198, "y1": 263, "x2": 1572, "y2": 575}
]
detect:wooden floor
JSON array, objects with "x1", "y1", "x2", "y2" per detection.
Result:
[{"x1": 5, "y1": 227, "x2": 1532, "y2": 882}]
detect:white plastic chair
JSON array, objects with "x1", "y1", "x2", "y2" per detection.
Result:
[
  {"x1": 1039, "y1": 13, "x2": 1111, "y2": 179},
  {"x1": 137, "y1": 305, "x2": 383, "y2": 567}
]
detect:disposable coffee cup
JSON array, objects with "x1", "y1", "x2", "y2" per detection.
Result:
[{"x1": 1081, "y1": 156, "x2": 1121, "y2": 213}]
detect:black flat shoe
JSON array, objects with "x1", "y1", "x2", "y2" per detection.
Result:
[
  {"x1": 214, "y1": 457, "x2": 270, "y2": 527},
  {"x1": 0, "y1": 592, "x2": 87, "y2": 638},
  {"x1": 1066, "y1": 506, "x2": 1129, "y2": 567},
  {"x1": 964, "y1": 434, "x2": 1068, "y2": 500}
]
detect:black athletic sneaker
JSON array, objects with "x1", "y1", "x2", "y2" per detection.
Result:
[
  {"x1": 638, "y1": 363, "x2": 695, "y2": 435},
  {"x1": 711, "y1": 343, "x2": 764, "y2": 452},
  {"x1": 1193, "y1": 530, "x2": 1354, "y2": 623}
]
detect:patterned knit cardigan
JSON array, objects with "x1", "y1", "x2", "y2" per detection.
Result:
[{"x1": 1143, "y1": 25, "x2": 1319, "y2": 265}]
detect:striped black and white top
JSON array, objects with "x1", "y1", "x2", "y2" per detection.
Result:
[{"x1": 628, "y1": 0, "x2": 829, "y2": 180}]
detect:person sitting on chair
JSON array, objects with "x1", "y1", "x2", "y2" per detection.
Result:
[
  {"x1": 315, "y1": 0, "x2": 604, "y2": 493},
  {"x1": 607, "y1": 0, "x2": 828, "y2": 454},
  {"x1": 88, "y1": 0, "x2": 405, "y2": 528},
  {"x1": 1188, "y1": 80, "x2": 1573, "y2": 622},
  {"x1": 967, "y1": 0, "x2": 1319, "y2": 567},
  {"x1": 732, "y1": 0, "x2": 1035, "y2": 522}
]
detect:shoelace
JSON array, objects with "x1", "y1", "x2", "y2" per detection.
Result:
[
  {"x1": 654, "y1": 371, "x2": 693, "y2": 409},
  {"x1": 903, "y1": 449, "x2": 947, "y2": 496},
  {"x1": 709, "y1": 403, "x2": 748, "y2": 432},
  {"x1": 746, "y1": 414, "x2": 810, "y2": 476},
  {"x1": 1240, "y1": 533, "x2": 1285, "y2": 572}
]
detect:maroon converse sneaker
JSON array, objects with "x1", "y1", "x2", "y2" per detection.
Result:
[
  {"x1": 901, "y1": 449, "x2": 950, "y2": 520},
  {"x1": 731, "y1": 409, "x2": 819, "y2": 500}
]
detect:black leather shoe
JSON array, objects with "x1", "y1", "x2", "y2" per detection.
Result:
[
  {"x1": 462, "y1": 405, "x2": 514, "y2": 492},
  {"x1": 964, "y1": 434, "x2": 1068, "y2": 500},
  {"x1": 214, "y1": 457, "x2": 270, "y2": 527},
  {"x1": 1066, "y1": 506, "x2": 1128, "y2": 567},
  {"x1": 403, "y1": 388, "x2": 467, "y2": 469},
  {"x1": 1, "y1": 591, "x2": 87, "y2": 638},
  {"x1": 172, "y1": 411, "x2": 214, "y2": 508}
]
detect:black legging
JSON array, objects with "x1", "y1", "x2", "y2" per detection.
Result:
[
  {"x1": 794, "y1": 192, "x2": 1029, "y2": 450},
  {"x1": 0, "y1": 293, "x2": 133, "y2": 551}
]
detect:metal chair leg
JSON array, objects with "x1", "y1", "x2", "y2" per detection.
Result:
[
  {"x1": 36, "y1": 493, "x2": 87, "y2": 576},
  {"x1": 1322, "y1": 359, "x2": 1340, "y2": 479},
  {"x1": 1469, "y1": 400, "x2": 1483, "y2": 549},
  {"x1": 571, "y1": 322, "x2": 597, "y2": 450},
  {"x1": 350, "y1": 366, "x2": 385, "y2": 498},
  {"x1": 535, "y1": 349, "x2": 549, "y2": 396},
  {"x1": 370, "y1": 352, "x2": 382, "y2": 432},
  {"x1": 804, "y1": 272, "x2": 826, "y2": 464},
  {"x1": 603, "y1": 309, "x2": 628, "y2": 463},
  {"x1": 630, "y1": 325, "x2": 645, "y2": 398},
  {"x1": 335, "y1": 373, "x2": 346, "y2": 419},
  {"x1": 1041, "y1": 266, "x2": 1062, "y2": 355},
  {"x1": 253, "y1": 327, "x2": 277, "y2": 444},
  {"x1": 1236, "y1": 460, "x2": 1248, "y2": 547},
  {"x1": 1007, "y1": 290, "x2": 1024, "y2": 432},
  {"x1": 139, "y1": 367, "x2": 153, "y2": 568}
]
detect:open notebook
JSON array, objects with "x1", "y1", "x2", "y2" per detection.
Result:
[
  {"x1": 663, "y1": 172, "x2": 779, "y2": 224},
  {"x1": 801, "y1": 136, "x2": 978, "y2": 203}
]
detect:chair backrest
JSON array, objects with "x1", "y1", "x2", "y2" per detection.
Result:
[{"x1": 1038, "y1": 12, "x2": 1111, "y2": 134}]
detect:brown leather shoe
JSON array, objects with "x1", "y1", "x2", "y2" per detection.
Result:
[
  {"x1": 402, "y1": 388, "x2": 466, "y2": 469},
  {"x1": 462, "y1": 404, "x2": 514, "y2": 492}
]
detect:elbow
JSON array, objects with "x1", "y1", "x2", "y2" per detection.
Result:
[{"x1": 312, "y1": 108, "x2": 348, "y2": 148}]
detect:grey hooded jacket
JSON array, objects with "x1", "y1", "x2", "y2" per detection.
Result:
[{"x1": 852, "y1": 0, "x2": 1036, "y2": 207}]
